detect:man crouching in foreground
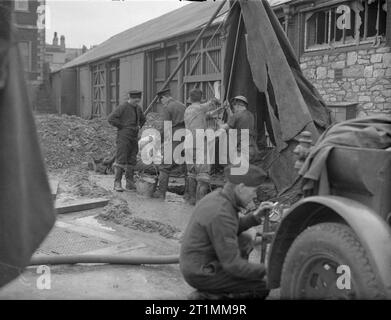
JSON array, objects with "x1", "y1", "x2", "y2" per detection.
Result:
[{"x1": 180, "y1": 165, "x2": 274, "y2": 299}]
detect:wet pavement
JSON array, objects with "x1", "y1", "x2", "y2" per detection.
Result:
[
  {"x1": 0, "y1": 206, "x2": 193, "y2": 299},
  {"x1": 0, "y1": 171, "x2": 278, "y2": 299}
]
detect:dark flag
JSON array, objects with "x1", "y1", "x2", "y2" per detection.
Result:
[{"x1": 0, "y1": 2, "x2": 55, "y2": 288}]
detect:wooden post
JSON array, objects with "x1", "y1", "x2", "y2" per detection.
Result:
[
  {"x1": 176, "y1": 42, "x2": 184, "y2": 103},
  {"x1": 387, "y1": 0, "x2": 391, "y2": 46},
  {"x1": 220, "y1": 31, "x2": 227, "y2": 104}
]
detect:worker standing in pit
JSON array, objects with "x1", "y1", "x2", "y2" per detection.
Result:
[
  {"x1": 219, "y1": 96, "x2": 259, "y2": 164},
  {"x1": 108, "y1": 90, "x2": 146, "y2": 192},
  {"x1": 184, "y1": 88, "x2": 220, "y2": 204},
  {"x1": 152, "y1": 88, "x2": 186, "y2": 200},
  {"x1": 180, "y1": 165, "x2": 274, "y2": 299}
]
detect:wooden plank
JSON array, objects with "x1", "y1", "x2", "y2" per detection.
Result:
[
  {"x1": 387, "y1": 0, "x2": 391, "y2": 45},
  {"x1": 184, "y1": 73, "x2": 221, "y2": 83},
  {"x1": 55, "y1": 198, "x2": 109, "y2": 214}
]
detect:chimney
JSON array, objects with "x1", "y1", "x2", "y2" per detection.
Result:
[
  {"x1": 60, "y1": 35, "x2": 65, "y2": 50},
  {"x1": 53, "y1": 32, "x2": 58, "y2": 46},
  {"x1": 82, "y1": 45, "x2": 87, "y2": 54}
]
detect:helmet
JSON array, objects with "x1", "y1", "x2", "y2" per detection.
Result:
[{"x1": 231, "y1": 95, "x2": 248, "y2": 105}]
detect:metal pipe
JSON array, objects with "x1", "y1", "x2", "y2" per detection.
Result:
[
  {"x1": 30, "y1": 254, "x2": 179, "y2": 266},
  {"x1": 144, "y1": 0, "x2": 228, "y2": 115}
]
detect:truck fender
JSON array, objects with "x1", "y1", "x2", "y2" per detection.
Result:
[{"x1": 267, "y1": 195, "x2": 391, "y2": 295}]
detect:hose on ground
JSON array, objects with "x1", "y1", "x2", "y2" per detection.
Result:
[{"x1": 30, "y1": 254, "x2": 179, "y2": 266}]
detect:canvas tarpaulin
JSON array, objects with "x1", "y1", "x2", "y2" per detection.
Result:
[
  {"x1": 0, "y1": 3, "x2": 55, "y2": 288},
  {"x1": 223, "y1": 0, "x2": 331, "y2": 191},
  {"x1": 299, "y1": 116, "x2": 391, "y2": 195}
]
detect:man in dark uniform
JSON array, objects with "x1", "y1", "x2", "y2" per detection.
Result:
[
  {"x1": 108, "y1": 90, "x2": 146, "y2": 192},
  {"x1": 180, "y1": 165, "x2": 274, "y2": 299},
  {"x1": 152, "y1": 88, "x2": 186, "y2": 199},
  {"x1": 220, "y1": 96, "x2": 259, "y2": 164}
]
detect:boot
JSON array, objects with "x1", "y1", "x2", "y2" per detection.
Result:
[
  {"x1": 114, "y1": 166, "x2": 124, "y2": 192},
  {"x1": 186, "y1": 177, "x2": 197, "y2": 205},
  {"x1": 196, "y1": 181, "x2": 210, "y2": 203},
  {"x1": 152, "y1": 171, "x2": 169, "y2": 199},
  {"x1": 125, "y1": 166, "x2": 136, "y2": 190}
]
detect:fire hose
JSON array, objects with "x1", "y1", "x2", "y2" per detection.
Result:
[
  {"x1": 30, "y1": 254, "x2": 179, "y2": 266},
  {"x1": 28, "y1": 204, "x2": 283, "y2": 267}
]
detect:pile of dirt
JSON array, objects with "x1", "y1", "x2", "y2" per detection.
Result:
[
  {"x1": 141, "y1": 112, "x2": 164, "y2": 134},
  {"x1": 35, "y1": 114, "x2": 116, "y2": 170},
  {"x1": 99, "y1": 197, "x2": 181, "y2": 239},
  {"x1": 35, "y1": 112, "x2": 165, "y2": 171},
  {"x1": 57, "y1": 167, "x2": 110, "y2": 200}
]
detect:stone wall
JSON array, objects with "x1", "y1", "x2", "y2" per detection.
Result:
[{"x1": 300, "y1": 44, "x2": 391, "y2": 117}]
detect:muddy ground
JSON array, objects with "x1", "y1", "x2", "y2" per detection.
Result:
[{"x1": 0, "y1": 165, "x2": 280, "y2": 299}]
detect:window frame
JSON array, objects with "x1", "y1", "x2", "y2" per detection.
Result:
[
  {"x1": 302, "y1": 0, "x2": 388, "y2": 53},
  {"x1": 18, "y1": 41, "x2": 31, "y2": 72},
  {"x1": 14, "y1": 0, "x2": 29, "y2": 12}
]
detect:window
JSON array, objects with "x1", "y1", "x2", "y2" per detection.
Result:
[
  {"x1": 18, "y1": 42, "x2": 30, "y2": 71},
  {"x1": 14, "y1": 0, "x2": 29, "y2": 12},
  {"x1": 328, "y1": 103, "x2": 358, "y2": 122},
  {"x1": 46, "y1": 54, "x2": 54, "y2": 63},
  {"x1": 304, "y1": 0, "x2": 387, "y2": 52}
]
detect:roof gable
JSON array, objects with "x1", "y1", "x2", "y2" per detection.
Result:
[{"x1": 61, "y1": 0, "x2": 291, "y2": 69}]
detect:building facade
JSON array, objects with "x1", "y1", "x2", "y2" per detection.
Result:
[
  {"x1": 13, "y1": 0, "x2": 46, "y2": 110},
  {"x1": 54, "y1": 0, "x2": 390, "y2": 120},
  {"x1": 278, "y1": 0, "x2": 391, "y2": 118},
  {"x1": 52, "y1": 1, "x2": 229, "y2": 117},
  {"x1": 45, "y1": 32, "x2": 87, "y2": 72}
]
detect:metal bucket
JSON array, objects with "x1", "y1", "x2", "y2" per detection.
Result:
[{"x1": 135, "y1": 168, "x2": 158, "y2": 197}]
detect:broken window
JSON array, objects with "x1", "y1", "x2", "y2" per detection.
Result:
[{"x1": 304, "y1": 0, "x2": 387, "y2": 52}]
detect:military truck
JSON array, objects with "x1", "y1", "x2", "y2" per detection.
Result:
[{"x1": 264, "y1": 128, "x2": 391, "y2": 299}]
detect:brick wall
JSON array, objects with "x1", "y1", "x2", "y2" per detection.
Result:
[
  {"x1": 300, "y1": 44, "x2": 391, "y2": 117},
  {"x1": 14, "y1": 0, "x2": 50, "y2": 111}
]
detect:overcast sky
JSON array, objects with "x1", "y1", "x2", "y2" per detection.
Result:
[{"x1": 46, "y1": 0, "x2": 189, "y2": 48}]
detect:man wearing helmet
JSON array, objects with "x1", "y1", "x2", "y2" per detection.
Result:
[{"x1": 220, "y1": 95, "x2": 259, "y2": 164}]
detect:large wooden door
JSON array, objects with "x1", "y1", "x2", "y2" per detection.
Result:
[
  {"x1": 108, "y1": 60, "x2": 119, "y2": 114},
  {"x1": 152, "y1": 46, "x2": 179, "y2": 101},
  {"x1": 91, "y1": 63, "x2": 106, "y2": 117},
  {"x1": 183, "y1": 34, "x2": 222, "y2": 102}
]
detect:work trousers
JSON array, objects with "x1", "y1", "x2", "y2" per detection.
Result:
[
  {"x1": 115, "y1": 134, "x2": 138, "y2": 167},
  {"x1": 159, "y1": 137, "x2": 185, "y2": 174},
  {"x1": 185, "y1": 138, "x2": 212, "y2": 182},
  {"x1": 183, "y1": 232, "x2": 268, "y2": 295}
]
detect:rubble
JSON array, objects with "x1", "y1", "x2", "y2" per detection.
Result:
[
  {"x1": 35, "y1": 113, "x2": 117, "y2": 170},
  {"x1": 58, "y1": 168, "x2": 110, "y2": 199},
  {"x1": 99, "y1": 197, "x2": 181, "y2": 239},
  {"x1": 35, "y1": 112, "x2": 165, "y2": 171}
]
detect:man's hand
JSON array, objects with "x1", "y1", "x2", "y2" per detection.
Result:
[
  {"x1": 252, "y1": 201, "x2": 276, "y2": 223},
  {"x1": 210, "y1": 97, "x2": 221, "y2": 107}
]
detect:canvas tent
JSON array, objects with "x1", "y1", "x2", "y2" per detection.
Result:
[{"x1": 223, "y1": 0, "x2": 332, "y2": 191}]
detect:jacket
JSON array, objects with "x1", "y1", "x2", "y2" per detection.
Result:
[
  {"x1": 161, "y1": 98, "x2": 186, "y2": 131},
  {"x1": 180, "y1": 185, "x2": 264, "y2": 280},
  {"x1": 108, "y1": 101, "x2": 146, "y2": 140}
]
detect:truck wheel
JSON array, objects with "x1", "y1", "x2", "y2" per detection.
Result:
[{"x1": 280, "y1": 222, "x2": 385, "y2": 299}]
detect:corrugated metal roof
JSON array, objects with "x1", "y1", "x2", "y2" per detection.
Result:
[{"x1": 61, "y1": 0, "x2": 291, "y2": 70}]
